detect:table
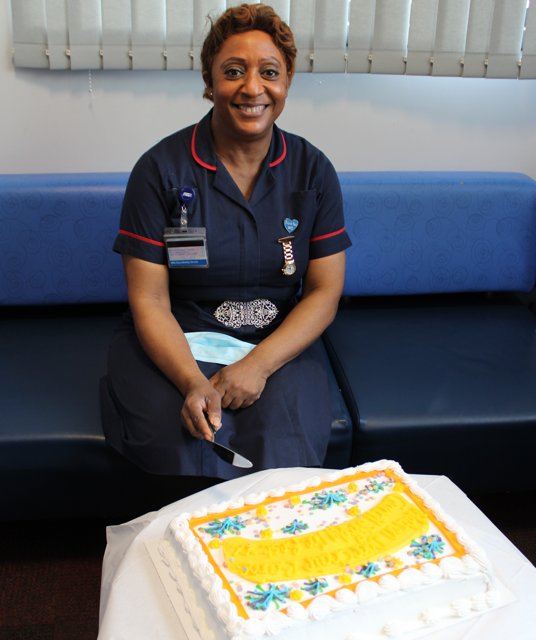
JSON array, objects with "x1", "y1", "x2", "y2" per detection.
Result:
[{"x1": 97, "y1": 468, "x2": 536, "y2": 639}]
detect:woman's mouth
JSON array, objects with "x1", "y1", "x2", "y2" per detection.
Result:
[{"x1": 236, "y1": 105, "x2": 267, "y2": 114}]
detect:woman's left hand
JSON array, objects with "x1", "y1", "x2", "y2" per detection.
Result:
[{"x1": 209, "y1": 359, "x2": 268, "y2": 410}]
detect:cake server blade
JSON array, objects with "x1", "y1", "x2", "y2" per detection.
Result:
[{"x1": 204, "y1": 413, "x2": 253, "y2": 468}]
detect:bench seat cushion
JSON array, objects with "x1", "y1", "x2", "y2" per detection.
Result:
[
  {"x1": 323, "y1": 295, "x2": 536, "y2": 492},
  {"x1": 0, "y1": 315, "x2": 352, "y2": 520}
]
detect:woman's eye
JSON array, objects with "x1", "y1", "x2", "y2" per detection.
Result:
[
  {"x1": 225, "y1": 67, "x2": 243, "y2": 77},
  {"x1": 263, "y1": 69, "x2": 279, "y2": 78}
]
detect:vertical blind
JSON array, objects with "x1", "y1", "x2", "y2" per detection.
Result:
[{"x1": 10, "y1": 0, "x2": 536, "y2": 78}]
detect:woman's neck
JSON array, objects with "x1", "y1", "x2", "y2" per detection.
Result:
[{"x1": 210, "y1": 118, "x2": 273, "y2": 201}]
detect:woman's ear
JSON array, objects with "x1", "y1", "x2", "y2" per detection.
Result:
[{"x1": 202, "y1": 71, "x2": 212, "y2": 92}]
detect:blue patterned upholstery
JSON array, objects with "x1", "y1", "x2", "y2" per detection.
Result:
[
  {"x1": 339, "y1": 172, "x2": 536, "y2": 296},
  {"x1": 2, "y1": 171, "x2": 535, "y2": 304},
  {"x1": 0, "y1": 173, "x2": 128, "y2": 305}
]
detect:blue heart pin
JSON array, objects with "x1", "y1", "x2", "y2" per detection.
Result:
[{"x1": 284, "y1": 218, "x2": 299, "y2": 233}]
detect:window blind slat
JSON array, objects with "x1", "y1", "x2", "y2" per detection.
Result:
[
  {"x1": 131, "y1": 0, "x2": 166, "y2": 70},
  {"x1": 406, "y1": 0, "x2": 439, "y2": 76},
  {"x1": 193, "y1": 1, "x2": 225, "y2": 71},
  {"x1": 520, "y1": 2, "x2": 536, "y2": 79},
  {"x1": 347, "y1": 0, "x2": 376, "y2": 74},
  {"x1": 101, "y1": 0, "x2": 131, "y2": 70},
  {"x1": 462, "y1": 0, "x2": 494, "y2": 77},
  {"x1": 45, "y1": 0, "x2": 70, "y2": 69},
  {"x1": 371, "y1": 0, "x2": 411, "y2": 75},
  {"x1": 486, "y1": 0, "x2": 527, "y2": 78},
  {"x1": 11, "y1": 0, "x2": 48, "y2": 68},
  {"x1": 166, "y1": 0, "x2": 193, "y2": 70},
  {"x1": 260, "y1": 0, "x2": 289, "y2": 24},
  {"x1": 289, "y1": 0, "x2": 315, "y2": 73},
  {"x1": 313, "y1": 0, "x2": 348, "y2": 73},
  {"x1": 432, "y1": 0, "x2": 471, "y2": 77},
  {"x1": 67, "y1": 0, "x2": 102, "y2": 70}
]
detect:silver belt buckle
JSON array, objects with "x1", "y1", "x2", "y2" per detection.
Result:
[{"x1": 214, "y1": 299, "x2": 278, "y2": 329}]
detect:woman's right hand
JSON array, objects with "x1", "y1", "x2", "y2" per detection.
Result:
[{"x1": 181, "y1": 376, "x2": 222, "y2": 441}]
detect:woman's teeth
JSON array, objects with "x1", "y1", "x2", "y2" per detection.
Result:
[{"x1": 238, "y1": 105, "x2": 266, "y2": 113}]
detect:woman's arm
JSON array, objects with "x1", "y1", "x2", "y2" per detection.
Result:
[
  {"x1": 122, "y1": 254, "x2": 221, "y2": 440},
  {"x1": 209, "y1": 250, "x2": 346, "y2": 409}
]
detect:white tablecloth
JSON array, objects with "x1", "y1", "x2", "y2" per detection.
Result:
[{"x1": 97, "y1": 468, "x2": 536, "y2": 640}]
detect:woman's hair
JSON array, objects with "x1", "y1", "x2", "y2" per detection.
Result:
[{"x1": 201, "y1": 3, "x2": 297, "y2": 101}]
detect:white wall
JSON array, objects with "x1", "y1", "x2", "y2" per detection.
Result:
[{"x1": 2, "y1": 0, "x2": 536, "y2": 179}]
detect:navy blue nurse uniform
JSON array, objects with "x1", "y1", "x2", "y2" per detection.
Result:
[{"x1": 102, "y1": 109, "x2": 351, "y2": 480}]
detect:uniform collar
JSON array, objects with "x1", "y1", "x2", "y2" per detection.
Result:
[{"x1": 191, "y1": 108, "x2": 287, "y2": 172}]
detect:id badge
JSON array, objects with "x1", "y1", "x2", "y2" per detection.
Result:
[{"x1": 164, "y1": 227, "x2": 209, "y2": 268}]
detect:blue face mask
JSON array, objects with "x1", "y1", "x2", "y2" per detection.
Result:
[{"x1": 184, "y1": 331, "x2": 255, "y2": 366}]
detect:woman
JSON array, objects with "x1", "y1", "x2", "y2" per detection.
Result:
[{"x1": 101, "y1": 4, "x2": 351, "y2": 484}]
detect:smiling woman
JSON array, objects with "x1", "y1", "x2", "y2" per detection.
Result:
[{"x1": 100, "y1": 4, "x2": 352, "y2": 485}]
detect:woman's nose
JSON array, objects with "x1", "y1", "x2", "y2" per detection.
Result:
[{"x1": 242, "y1": 71, "x2": 263, "y2": 96}]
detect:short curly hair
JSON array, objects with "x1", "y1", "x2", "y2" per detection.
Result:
[{"x1": 201, "y1": 3, "x2": 297, "y2": 102}]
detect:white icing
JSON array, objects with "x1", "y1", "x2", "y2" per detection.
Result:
[
  {"x1": 335, "y1": 588, "x2": 358, "y2": 605},
  {"x1": 355, "y1": 580, "x2": 382, "y2": 603},
  {"x1": 397, "y1": 568, "x2": 423, "y2": 591},
  {"x1": 451, "y1": 598, "x2": 472, "y2": 617},
  {"x1": 165, "y1": 459, "x2": 498, "y2": 640},
  {"x1": 159, "y1": 540, "x2": 216, "y2": 640},
  {"x1": 378, "y1": 573, "x2": 401, "y2": 593},
  {"x1": 285, "y1": 602, "x2": 308, "y2": 621},
  {"x1": 307, "y1": 595, "x2": 344, "y2": 620}
]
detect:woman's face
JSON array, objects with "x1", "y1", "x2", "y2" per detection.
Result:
[{"x1": 204, "y1": 30, "x2": 291, "y2": 144}]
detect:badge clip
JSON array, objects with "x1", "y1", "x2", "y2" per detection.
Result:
[{"x1": 164, "y1": 187, "x2": 208, "y2": 268}]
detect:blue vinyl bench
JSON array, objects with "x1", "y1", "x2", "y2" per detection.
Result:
[{"x1": 1, "y1": 171, "x2": 535, "y2": 519}]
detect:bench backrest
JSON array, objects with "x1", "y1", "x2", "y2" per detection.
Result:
[
  {"x1": 1, "y1": 171, "x2": 535, "y2": 305},
  {"x1": 340, "y1": 171, "x2": 536, "y2": 296}
]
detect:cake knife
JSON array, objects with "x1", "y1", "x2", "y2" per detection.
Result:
[{"x1": 203, "y1": 413, "x2": 253, "y2": 468}]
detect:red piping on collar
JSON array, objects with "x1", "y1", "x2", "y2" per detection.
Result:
[
  {"x1": 310, "y1": 227, "x2": 346, "y2": 242},
  {"x1": 119, "y1": 229, "x2": 165, "y2": 247},
  {"x1": 269, "y1": 131, "x2": 286, "y2": 167},
  {"x1": 191, "y1": 123, "x2": 286, "y2": 170},
  {"x1": 192, "y1": 123, "x2": 217, "y2": 171}
]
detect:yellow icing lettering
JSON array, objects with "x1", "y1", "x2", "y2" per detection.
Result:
[{"x1": 222, "y1": 493, "x2": 429, "y2": 583}]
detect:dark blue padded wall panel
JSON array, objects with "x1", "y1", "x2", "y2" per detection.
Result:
[
  {"x1": 339, "y1": 172, "x2": 536, "y2": 296},
  {"x1": 0, "y1": 173, "x2": 129, "y2": 305},
  {"x1": 324, "y1": 301, "x2": 536, "y2": 492}
]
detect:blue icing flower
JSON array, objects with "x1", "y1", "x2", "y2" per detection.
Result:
[
  {"x1": 304, "y1": 490, "x2": 348, "y2": 510},
  {"x1": 408, "y1": 535, "x2": 445, "y2": 560},
  {"x1": 201, "y1": 516, "x2": 246, "y2": 538},
  {"x1": 281, "y1": 519, "x2": 309, "y2": 535},
  {"x1": 245, "y1": 584, "x2": 290, "y2": 611},
  {"x1": 357, "y1": 562, "x2": 380, "y2": 578},
  {"x1": 302, "y1": 578, "x2": 329, "y2": 595}
]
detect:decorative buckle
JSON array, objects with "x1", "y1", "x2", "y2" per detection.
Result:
[{"x1": 214, "y1": 299, "x2": 278, "y2": 329}]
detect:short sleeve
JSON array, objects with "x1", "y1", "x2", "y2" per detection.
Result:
[
  {"x1": 309, "y1": 159, "x2": 352, "y2": 260},
  {"x1": 113, "y1": 154, "x2": 168, "y2": 265}
]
